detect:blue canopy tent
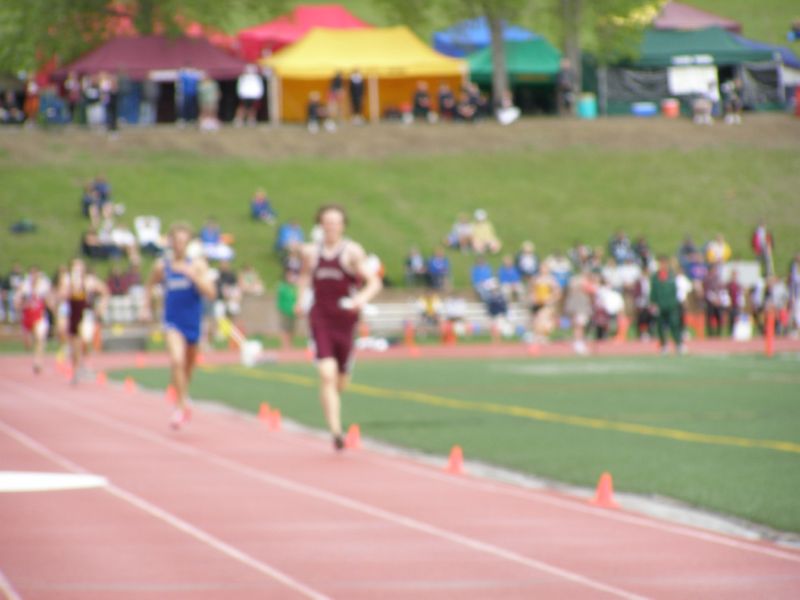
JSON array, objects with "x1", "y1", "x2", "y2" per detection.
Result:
[
  {"x1": 731, "y1": 34, "x2": 800, "y2": 70},
  {"x1": 433, "y1": 17, "x2": 537, "y2": 58}
]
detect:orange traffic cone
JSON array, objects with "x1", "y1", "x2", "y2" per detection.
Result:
[
  {"x1": 165, "y1": 385, "x2": 177, "y2": 404},
  {"x1": 403, "y1": 321, "x2": 416, "y2": 347},
  {"x1": 345, "y1": 424, "x2": 362, "y2": 450},
  {"x1": 268, "y1": 409, "x2": 282, "y2": 432},
  {"x1": 613, "y1": 314, "x2": 630, "y2": 344},
  {"x1": 765, "y1": 309, "x2": 776, "y2": 358},
  {"x1": 123, "y1": 376, "x2": 137, "y2": 393},
  {"x1": 590, "y1": 472, "x2": 618, "y2": 508},
  {"x1": 445, "y1": 445, "x2": 464, "y2": 475},
  {"x1": 96, "y1": 371, "x2": 107, "y2": 386},
  {"x1": 258, "y1": 402, "x2": 271, "y2": 423}
]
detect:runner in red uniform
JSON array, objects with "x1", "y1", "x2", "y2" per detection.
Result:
[
  {"x1": 296, "y1": 205, "x2": 382, "y2": 450},
  {"x1": 15, "y1": 266, "x2": 51, "y2": 374}
]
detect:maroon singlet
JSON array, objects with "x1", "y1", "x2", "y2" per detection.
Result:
[{"x1": 309, "y1": 242, "x2": 359, "y2": 373}]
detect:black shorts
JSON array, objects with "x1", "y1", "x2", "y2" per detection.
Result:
[{"x1": 310, "y1": 319, "x2": 356, "y2": 374}]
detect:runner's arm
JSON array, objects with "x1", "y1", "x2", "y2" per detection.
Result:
[
  {"x1": 188, "y1": 259, "x2": 217, "y2": 301},
  {"x1": 294, "y1": 245, "x2": 313, "y2": 316},
  {"x1": 92, "y1": 277, "x2": 111, "y2": 321},
  {"x1": 350, "y1": 244, "x2": 382, "y2": 310},
  {"x1": 142, "y1": 259, "x2": 164, "y2": 321}
]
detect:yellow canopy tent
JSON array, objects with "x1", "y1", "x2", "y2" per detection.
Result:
[{"x1": 261, "y1": 26, "x2": 467, "y2": 122}]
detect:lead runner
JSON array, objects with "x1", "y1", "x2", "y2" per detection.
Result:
[{"x1": 295, "y1": 204, "x2": 382, "y2": 450}]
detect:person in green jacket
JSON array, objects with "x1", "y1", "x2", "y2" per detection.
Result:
[
  {"x1": 650, "y1": 255, "x2": 686, "y2": 354},
  {"x1": 276, "y1": 271, "x2": 298, "y2": 350}
]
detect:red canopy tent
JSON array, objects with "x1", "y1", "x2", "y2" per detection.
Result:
[
  {"x1": 54, "y1": 35, "x2": 246, "y2": 81},
  {"x1": 237, "y1": 4, "x2": 370, "y2": 62},
  {"x1": 653, "y1": 1, "x2": 742, "y2": 34}
]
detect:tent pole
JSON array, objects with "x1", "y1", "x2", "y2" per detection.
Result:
[
  {"x1": 269, "y1": 73, "x2": 281, "y2": 125},
  {"x1": 369, "y1": 75, "x2": 379, "y2": 123}
]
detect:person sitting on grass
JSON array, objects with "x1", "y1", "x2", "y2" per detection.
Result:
[
  {"x1": 471, "y1": 209, "x2": 501, "y2": 255},
  {"x1": 275, "y1": 220, "x2": 304, "y2": 255},
  {"x1": 134, "y1": 215, "x2": 163, "y2": 256},
  {"x1": 445, "y1": 213, "x2": 473, "y2": 253},
  {"x1": 427, "y1": 246, "x2": 451, "y2": 291},
  {"x1": 200, "y1": 217, "x2": 234, "y2": 261},
  {"x1": 404, "y1": 246, "x2": 427, "y2": 287},
  {"x1": 471, "y1": 256, "x2": 494, "y2": 299},
  {"x1": 250, "y1": 188, "x2": 276, "y2": 224},
  {"x1": 515, "y1": 241, "x2": 539, "y2": 280}
]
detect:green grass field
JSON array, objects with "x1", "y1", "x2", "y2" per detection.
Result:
[
  {"x1": 3, "y1": 118, "x2": 799, "y2": 289},
  {"x1": 113, "y1": 352, "x2": 800, "y2": 533}
]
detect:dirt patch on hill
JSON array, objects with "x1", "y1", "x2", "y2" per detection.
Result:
[{"x1": 1, "y1": 114, "x2": 799, "y2": 166}]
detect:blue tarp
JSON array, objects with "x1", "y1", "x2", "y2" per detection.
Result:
[
  {"x1": 433, "y1": 17, "x2": 537, "y2": 58},
  {"x1": 732, "y1": 34, "x2": 800, "y2": 70}
]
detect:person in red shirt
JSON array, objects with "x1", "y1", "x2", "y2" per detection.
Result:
[
  {"x1": 15, "y1": 266, "x2": 51, "y2": 374},
  {"x1": 295, "y1": 205, "x2": 382, "y2": 450}
]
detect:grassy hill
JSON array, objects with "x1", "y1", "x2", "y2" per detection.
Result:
[{"x1": 2, "y1": 116, "x2": 799, "y2": 290}]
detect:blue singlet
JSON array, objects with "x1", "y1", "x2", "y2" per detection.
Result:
[{"x1": 163, "y1": 259, "x2": 202, "y2": 344}]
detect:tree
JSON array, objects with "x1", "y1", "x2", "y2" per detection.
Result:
[{"x1": 0, "y1": 0, "x2": 281, "y2": 73}]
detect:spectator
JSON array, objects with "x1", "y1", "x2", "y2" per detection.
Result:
[
  {"x1": 466, "y1": 83, "x2": 489, "y2": 119},
  {"x1": 515, "y1": 241, "x2": 539, "y2": 280},
  {"x1": 721, "y1": 78, "x2": 743, "y2": 125},
  {"x1": 2, "y1": 263, "x2": 25, "y2": 323},
  {"x1": 275, "y1": 220, "x2": 304, "y2": 254},
  {"x1": 176, "y1": 65, "x2": 200, "y2": 124},
  {"x1": 445, "y1": 213, "x2": 473, "y2": 252},
  {"x1": 765, "y1": 276, "x2": 791, "y2": 336},
  {"x1": 106, "y1": 261, "x2": 140, "y2": 296},
  {"x1": 608, "y1": 230, "x2": 633, "y2": 264},
  {"x1": 307, "y1": 91, "x2": 324, "y2": 133},
  {"x1": 497, "y1": 255, "x2": 523, "y2": 300},
  {"x1": 349, "y1": 69, "x2": 365, "y2": 123},
  {"x1": 727, "y1": 270, "x2": 744, "y2": 336},
  {"x1": 543, "y1": 250, "x2": 573, "y2": 289},
  {"x1": 200, "y1": 217, "x2": 234, "y2": 261},
  {"x1": 0, "y1": 90, "x2": 25, "y2": 124},
  {"x1": 250, "y1": 188, "x2": 276, "y2": 224},
  {"x1": 416, "y1": 289, "x2": 443, "y2": 328},
  {"x1": 593, "y1": 277, "x2": 624, "y2": 340},
  {"x1": 235, "y1": 64, "x2": 264, "y2": 126},
  {"x1": 705, "y1": 233, "x2": 732, "y2": 266},
  {"x1": 650, "y1": 255, "x2": 685, "y2": 354},
  {"x1": 83, "y1": 74, "x2": 103, "y2": 128},
  {"x1": 427, "y1": 246, "x2": 451, "y2": 291},
  {"x1": 632, "y1": 266, "x2": 653, "y2": 340},
  {"x1": 437, "y1": 83, "x2": 456, "y2": 120},
  {"x1": 102, "y1": 72, "x2": 119, "y2": 133},
  {"x1": 283, "y1": 244, "x2": 303, "y2": 276},
  {"x1": 455, "y1": 91, "x2": 477, "y2": 122},
  {"x1": 412, "y1": 81, "x2": 432, "y2": 122},
  {"x1": 81, "y1": 184, "x2": 102, "y2": 225},
  {"x1": 470, "y1": 256, "x2": 493, "y2": 297},
  {"x1": 789, "y1": 253, "x2": 800, "y2": 335},
  {"x1": 133, "y1": 215, "x2": 163, "y2": 255},
  {"x1": 751, "y1": 220, "x2": 775, "y2": 276},
  {"x1": 82, "y1": 227, "x2": 112, "y2": 259},
  {"x1": 216, "y1": 261, "x2": 241, "y2": 316},
  {"x1": 238, "y1": 264, "x2": 265, "y2": 296},
  {"x1": 564, "y1": 270, "x2": 594, "y2": 354},
  {"x1": 703, "y1": 263, "x2": 728, "y2": 337},
  {"x1": 327, "y1": 70, "x2": 344, "y2": 125},
  {"x1": 482, "y1": 279, "x2": 510, "y2": 336},
  {"x1": 276, "y1": 270, "x2": 297, "y2": 349},
  {"x1": 23, "y1": 77, "x2": 39, "y2": 125},
  {"x1": 198, "y1": 74, "x2": 220, "y2": 131},
  {"x1": 674, "y1": 261, "x2": 692, "y2": 339},
  {"x1": 557, "y1": 58, "x2": 576, "y2": 115},
  {"x1": 633, "y1": 235, "x2": 653, "y2": 269},
  {"x1": 471, "y1": 209, "x2": 501, "y2": 254},
  {"x1": 93, "y1": 175, "x2": 111, "y2": 206},
  {"x1": 678, "y1": 235, "x2": 698, "y2": 273},
  {"x1": 404, "y1": 246, "x2": 427, "y2": 286},
  {"x1": 140, "y1": 75, "x2": 159, "y2": 126}
]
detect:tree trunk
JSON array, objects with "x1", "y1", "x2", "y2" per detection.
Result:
[
  {"x1": 562, "y1": 0, "x2": 582, "y2": 95},
  {"x1": 487, "y1": 13, "x2": 508, "y2": 109}
]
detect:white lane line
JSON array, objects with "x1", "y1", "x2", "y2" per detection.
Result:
[
  {"x1": 0, "y1": 569, "x2": 23, "y2": 600},
  {"x1": 188, "y1": 389, "x2": 800, "y2": 564},
  {"x1": 2, "y1": 382, "x2": 647, "y2": 600},
  {"x1": 0, "y1": 421, "x2": 329, "y2": 600}
]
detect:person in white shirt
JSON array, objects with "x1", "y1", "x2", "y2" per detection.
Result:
[{"x1": 235, "y1": 64, "x2": 264, "y2": 126}]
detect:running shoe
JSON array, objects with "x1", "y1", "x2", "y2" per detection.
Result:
[
  {"x1": 170, "y1": 406, "x2": 192, "y2": 430},
  {"x1": 333, "y1": 434, "x2": 345, "y2": 451}
]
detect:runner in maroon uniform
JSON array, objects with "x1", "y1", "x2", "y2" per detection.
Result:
[{"x1": 296, "y1": 205, "x2": 382, "y2": 450}]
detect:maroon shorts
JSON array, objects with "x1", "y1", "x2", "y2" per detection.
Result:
[
  {"x1": 68, "y1": 299, "x2": 87, "y2": 336},
  {"x1": 310, "y1": 319, "x2": 356, "y2": 374}
]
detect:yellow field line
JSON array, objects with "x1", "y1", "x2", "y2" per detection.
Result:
[{"x1": 204, "y1": 365, "x2": 800, "y2": 455}]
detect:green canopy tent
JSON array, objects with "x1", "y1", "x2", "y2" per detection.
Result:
[
  {"x1": 599, "y1": 27, "x2": 778, "y2": 115},
  {"x1": 468, "y1": 38, "x2": 562, "y2": 114}
]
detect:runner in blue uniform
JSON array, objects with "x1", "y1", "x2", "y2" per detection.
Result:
[{"x1": 144, "y1": 223, "x2": 215, "y2": 429}]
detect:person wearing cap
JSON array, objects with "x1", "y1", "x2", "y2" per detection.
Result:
[{"x1": 471, "y1": 209, "x2": 501, "y2": 255}]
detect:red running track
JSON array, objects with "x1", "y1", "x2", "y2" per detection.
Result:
[{"x1": 1, "y1": 352, "x2": 800, "y2": 599}]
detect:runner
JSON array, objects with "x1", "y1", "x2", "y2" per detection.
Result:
[
  {"x1": 143, "y1": 223, "x2": 215, "y2": 430},
  {"x1": 295, "y1": 204, "x2": 382, "y2": 450},
  {"x1": 58, "y1": 258, "x2": 109, "y2": 383},
  {"x1": 15, "y1": 266, "x2": 51, "y2": 374}
]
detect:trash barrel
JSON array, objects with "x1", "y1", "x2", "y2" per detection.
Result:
[{"x1": 577, "y1": 93, "x2": 597, "y2": 119}]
